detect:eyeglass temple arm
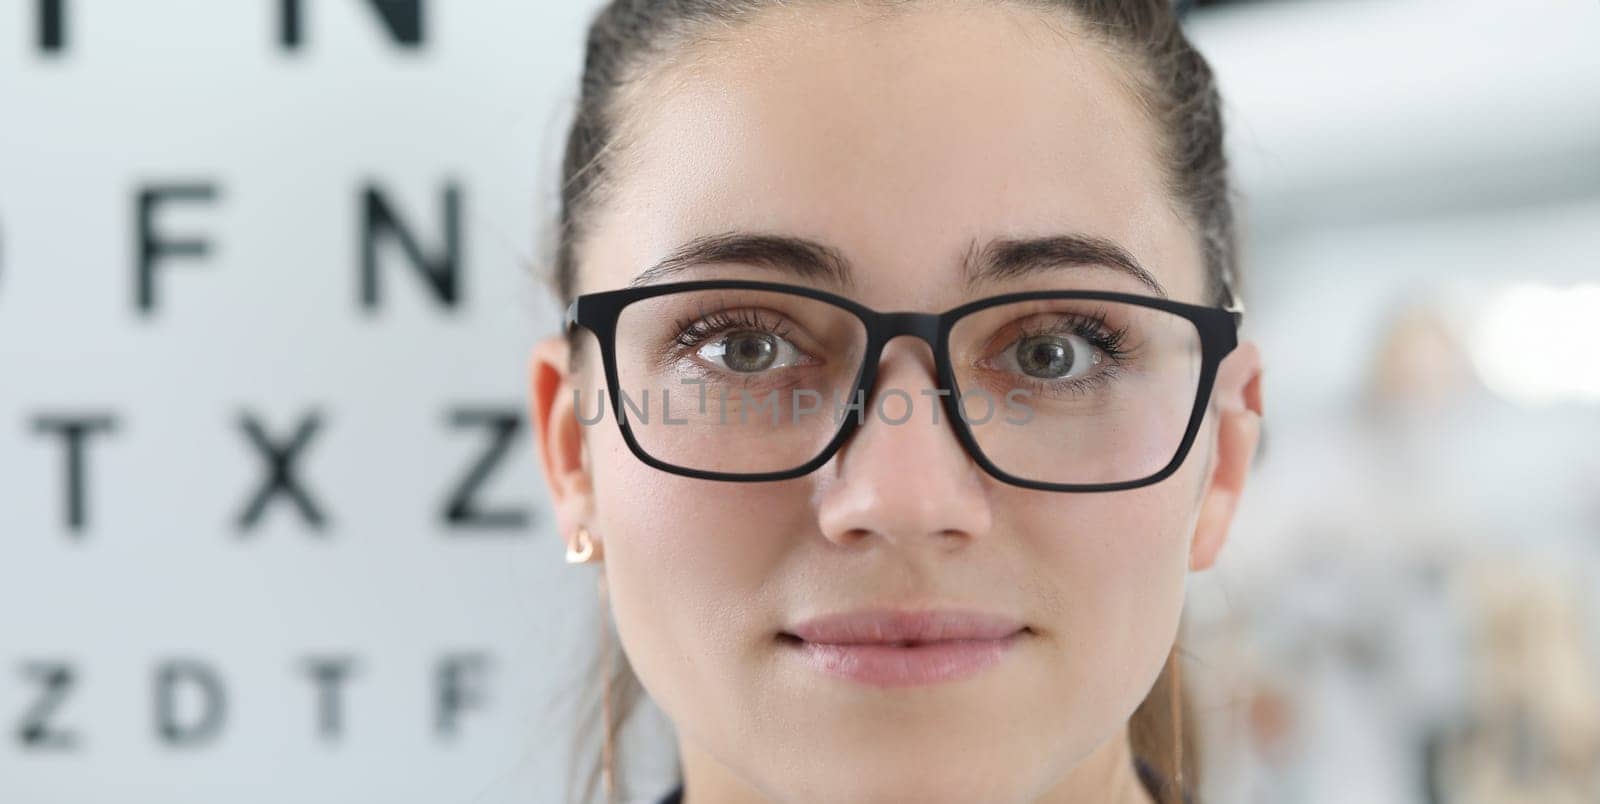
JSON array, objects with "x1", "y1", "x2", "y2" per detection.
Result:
[
  {"x1": 1221, "y1": 277, "x2": 1246, "y2": 329},
  {"x1": 564, "y1": 300, "x2": 579, "y2": 332}
]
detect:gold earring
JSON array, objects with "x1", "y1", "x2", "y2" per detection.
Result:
[{"x1": 566, "y1": 525, "x2": 597, "y2": 563}]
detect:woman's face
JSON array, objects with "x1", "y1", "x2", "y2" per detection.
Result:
[{"x1": 534, "y1": 3, "x2": 1263, "y2": 802}]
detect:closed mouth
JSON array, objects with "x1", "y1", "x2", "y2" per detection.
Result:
[{"x1": 775, "y1": 616, "x2": 1031, "y2": 687}]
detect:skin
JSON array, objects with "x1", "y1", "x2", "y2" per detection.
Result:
[{"x1": 531, "y1": 3, "x2": 1264, "y2": 802}]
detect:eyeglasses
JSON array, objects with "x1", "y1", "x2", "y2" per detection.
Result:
[{"x1": 565, "y1": 279, "x2": 1243, "y2": 492}]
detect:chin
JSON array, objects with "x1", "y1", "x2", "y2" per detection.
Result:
[
  {"x1": 771, "y1": 758, "x2": 1039, "y2": 804},
  {"x1": 741, "y1": 723, "x2": 1048, "y2": 804}
]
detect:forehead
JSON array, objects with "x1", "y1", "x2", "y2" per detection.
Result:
[{"x1": 581, "y1": 2, "x2": 1203, "y2": 306}]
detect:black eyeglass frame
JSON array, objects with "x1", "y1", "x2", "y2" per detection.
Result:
[{"x1": 565, "y1": 279, "x2": 1244, "y2": 492}]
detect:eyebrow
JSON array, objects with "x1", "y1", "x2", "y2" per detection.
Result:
[{"x1": 629, "y1": 230, "x2": 1167, "y2": 299}]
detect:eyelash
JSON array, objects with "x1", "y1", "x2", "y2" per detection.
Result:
[{"x1": 672, "y1": 308, "x2": 793, "y2": 352}]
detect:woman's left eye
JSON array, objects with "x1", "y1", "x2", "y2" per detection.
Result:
[
  {"x1": 996, "y1": 331, "x2": 1102, "y2": 381},
  {"x1": 698, "y1": 330, "x2": 805, "y2": 373}
]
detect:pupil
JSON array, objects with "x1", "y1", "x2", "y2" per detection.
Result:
[
  {"x1": 1018, "y1": 337, "x2": 1072, "y2": 378},
  {"x1": 725, "y1": 333, "x2": 776, "y2": 372}
]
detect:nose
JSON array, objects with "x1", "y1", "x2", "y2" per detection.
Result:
[{"x1": 815, "y1": 336, "x2": 994, "y2": 550}]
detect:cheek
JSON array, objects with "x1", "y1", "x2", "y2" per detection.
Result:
[
  {"x1": 587, "y1": 424, "x2": 809, "y2": 719},
  {"x1": 1023, "y1": 480, "x2": 1193, "y2": 626},
  {"x1": 1008, "y1": 483, "x2": 1193, "y2": 737}
]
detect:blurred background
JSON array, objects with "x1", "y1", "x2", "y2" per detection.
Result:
[{"x1": 1, "y1": 1, "x2": 1596, "y2": 802}]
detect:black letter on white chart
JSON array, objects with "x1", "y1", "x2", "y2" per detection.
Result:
[
  {"x1": 37, "y1": 0, "x2": 65, "y2": 52},
  {"x1": 136, "y1": 183, "x2": 218, "y2": 314},
  {"x1": 442, "y1": 408, "x2": 528, "y2": 531},
  {"x1": 302, "y1": 656, "x2": 358, "y2": 741},
  {"x1": 360, "y1": 182, "x2": 461, "y2": 311},
  {"x1": 434, "y1": 653, "x2": 489, "y2": 739},
  {"x1": 154, "y1": 660, "x2": 227, "y2": 747},
  {"x1": 32, "y1": 414, "x2": 117, "y2": 536},
  {"x1": 237, "y1": 410, "x2": 328, "y2": 533},
  {"x1": 280, "y1": 0, "x2": 425, "y2": 50},
  {"x1": 17, "y1": 661, "x2": 78, "y2": 751}
]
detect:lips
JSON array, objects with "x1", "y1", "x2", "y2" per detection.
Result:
[
  {"x1": 784, "y1": 608, "x2": 1028, "y2": 645},
  {"x1": 779, "y1": 609, "x2": 1029, "y2": 687}
]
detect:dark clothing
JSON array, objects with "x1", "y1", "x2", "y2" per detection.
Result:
[{"x1": 655, "y1": 756, "x2": 1192, "y2": 803}]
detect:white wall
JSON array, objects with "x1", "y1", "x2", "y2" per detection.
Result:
[{"x1": 1, "y1": 3, "x2": 604, "y2": 802}]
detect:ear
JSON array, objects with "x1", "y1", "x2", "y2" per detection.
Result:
[
  {"x1": 1190, "y1": 339, "x2": 1264, "y2": 572},
  {"x1": 529, "y1": 335, "x2": 600, "y2": 560}
]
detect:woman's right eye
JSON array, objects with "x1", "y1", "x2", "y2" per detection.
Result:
[{"x1": 696, "y1": 330, "x2": 806, "y2": 373}]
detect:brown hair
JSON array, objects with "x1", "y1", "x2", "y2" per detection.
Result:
[{"x1": 551, "y1": 1, "x2": 1234, "y2": 801}]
